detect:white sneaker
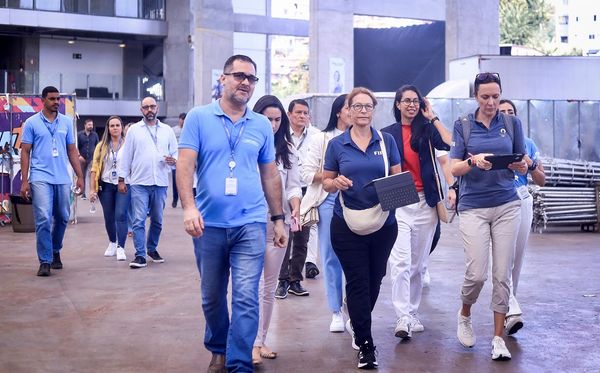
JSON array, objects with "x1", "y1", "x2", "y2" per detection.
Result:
[
  {"x1": 346, "y1": 319, "x2": 359, "y2": 350},
  {"x1": 330, "y1": 311, "x2": 345, "y2": 333},
  {"x1": 422, "y1": 269, "x2": 431, "y2": 288},
  {"x1": 394, "y1": 316, "x2": 412, "y2": 339},
  {"x1": 504, "y1": 315, "x2": 524, "y2": 335},
  {"x1": 116, "y1": 245, "x2": 126, "y2": 261},
  {"x1": 491, "y1": 336, "x2": 512, "y2": 360},
  {"x1": 411, "y1": 315, "x2": 425, "y2": 333},
  {"x1": 104, "y1": 242, "x2": 117, "y2": 257},
  {"x1": 457, "y1": 310, "x2": 476, "y2": 347}
]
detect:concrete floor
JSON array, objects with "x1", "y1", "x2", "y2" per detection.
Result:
[{"x1": 1, "y1": 200, "x2": 599, "y2": 373}]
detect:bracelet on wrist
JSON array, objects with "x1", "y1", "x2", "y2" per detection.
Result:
[{"x1": 431, "y1": 116, "x2": 439, "y2": 124}]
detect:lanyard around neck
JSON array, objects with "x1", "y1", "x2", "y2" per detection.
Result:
[{"x1": 144, "y1": 123, "x2": 159, "y2": 149}]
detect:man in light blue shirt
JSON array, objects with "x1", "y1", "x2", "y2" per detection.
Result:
[
  {"x1": 20, "y1": 86, "x2": 84, "y2": 277},
  {"x1": 117, "y1": 96, "x2": 178, "y2": 269},
  {"x1": 177, "y1": 55, "x2": 287, "y2": 373}
]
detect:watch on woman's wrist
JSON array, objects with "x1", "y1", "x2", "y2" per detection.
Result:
[
  {"x1": 467, "y1": 158, "x2": 474, "y2": 167},
  {"x1": 431, "y1": 116, "x2": 440, "y2": 124}
]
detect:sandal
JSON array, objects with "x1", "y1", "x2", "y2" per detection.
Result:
[
  {"x1": 252, "y1": 346, "x2": 263, "y2": 366},
  {"x1": 259, "y1": 346, "x2": 277, "y2": 359}
]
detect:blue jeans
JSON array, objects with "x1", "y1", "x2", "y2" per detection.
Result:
[
  {"x1": 129, "y1": 185, "x2": 167, "y2": 258},
  {"x1": 30, "y1": 182, "x2": 70, "y2": 264},
  {"x1": 193, "y1": 223, "x2": 266, "y2": 373},
  {"x1": 98, "y1": 181, "x2": 130, "y2": 248},
  {"x1": 318, "y1": 193, "x2": 343, "y2": 312}
]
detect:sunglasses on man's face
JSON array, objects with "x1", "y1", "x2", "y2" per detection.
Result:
[{"x1": 224, "y1": 72, "x2": 259, "y2": 84}]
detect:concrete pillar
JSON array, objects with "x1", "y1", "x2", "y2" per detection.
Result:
[
  {"x1": 190, "y1": 0, "x2": 234, "y2": 106},
  {"x1": 445, "y1": 0, "x2": 500, "y2": 78},
  {"x1": 309, "y1": 0, "x2": 354, "y2": 94},
  {"x1": 164, "y1": 0, "x2": 193, "y2": 119}
]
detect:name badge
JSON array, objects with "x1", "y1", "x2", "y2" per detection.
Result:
[
  {"x1": 517, "y1": 185, "x2": 530, "y2": 200},
  {"x1": 52, "y1": 148, "x2": 59, "y2": 157},
  {"x1": 110, "y1": 170, "x2": 118, "y2": 181},
  {"x1": 225, "y1": 177, "x2": 238, "y2": 196}
]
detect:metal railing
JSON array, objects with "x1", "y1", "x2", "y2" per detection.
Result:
[
  {"x1": 1, "y1": 0, "x2": 165, "y2": 20},
  {"x1": 1, "y1": 70, "x2": 163, "y2": 101}
]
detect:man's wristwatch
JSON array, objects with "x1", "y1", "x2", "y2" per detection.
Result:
[
  {"x1": 118, "y1": 177, "x2": 125, "y2": 182},
  {"x1": 270, "y1": 214, "x2": 285, "y2": 222},
  {"x1": 528, "y1": 160, "x2": 538, "y2": 171}
]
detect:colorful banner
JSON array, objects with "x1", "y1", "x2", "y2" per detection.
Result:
[{"x1": 0, "y1": 94, "x2": 76, "y2": 207}]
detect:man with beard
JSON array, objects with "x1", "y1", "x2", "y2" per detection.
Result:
[
  {"x1": 20, "y1": 86, "x2": 84, "y2": 276},
  {"x1": 177, "y1": 55, "x2": 287, "y2": 373},
  {"x1": 118, "y1": 96, "x2": 178, "y2": 269}
]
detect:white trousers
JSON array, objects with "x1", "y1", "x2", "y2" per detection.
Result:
[
  {"x1": 389, "y1": 193, "x2": 438, "y2": 319},
  {"x1": 459, "y1": 200, "x2": 521, "y2": 314},
  {"x1": 305, "y1": 224, "x2": 319, "y2": 265},
  {"x1": 507, "y1": 191, "x2": 533, "y2": 316},
  {"x1": 255, "y1": 221, "x2": 289, "y2": 347}
]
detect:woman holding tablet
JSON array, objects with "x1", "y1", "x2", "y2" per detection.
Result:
[{"x1": 450, "y1": 73, "x2": 527, "y2": 361}]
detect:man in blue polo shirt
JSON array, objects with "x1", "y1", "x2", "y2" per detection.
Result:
[
  {"x1": 20, "y1": 86, "x2": 84, "y2": 277},
  {"x1": 177, "y1": 55, "x2": 287, "y2": 373}
]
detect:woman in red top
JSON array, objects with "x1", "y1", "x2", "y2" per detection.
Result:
[{"x1": 381, "y1": 85, "x2": 452, "y2": 341}]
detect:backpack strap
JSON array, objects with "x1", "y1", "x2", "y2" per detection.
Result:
[
  {"x1": 460, "y1": 116, "x2": 470, "y2": 159},
  {"x1": 499, "y1": 112, "x2": 515, "y2": 152}
]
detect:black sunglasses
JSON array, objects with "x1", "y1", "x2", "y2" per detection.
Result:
[
  {"x1": 475, "y1": 72, "x2": 501, "y2": 84},
  {"x1": 224, "y1": 72, "x2": 259, "y2": 84}
]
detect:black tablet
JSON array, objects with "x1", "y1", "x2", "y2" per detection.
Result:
[{"x1": 484, "y1": 153, "x2": 524, "y2": 170}]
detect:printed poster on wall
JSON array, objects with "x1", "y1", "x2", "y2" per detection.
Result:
[{"x1": 329, "y1": 58, "x2": 345, "y2": 94}]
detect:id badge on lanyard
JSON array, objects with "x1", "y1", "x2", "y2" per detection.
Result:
[
  {"x1": 222, "y1": 118, "x2": 245, "y2": 196},
  {"x1": 52, "y1": 138, "x2": 59, "y2": 157}
]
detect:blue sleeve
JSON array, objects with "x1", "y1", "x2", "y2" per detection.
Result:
[
  {"x1": 384, "y1": 133, "x2": 401, "y2": 166},
  {"x1": 66, "y1": 118, "x2": 75, "y2": 145},
  {"x1": 449, "y1": 119, "x2": 465, "y2": 160},
  {"x1": 178, "y1": 109, "x2": 201, "y2": 152},
  {"x1": 513, "y1": 116, "x2": 526, "y2": 155},
  {"x1": 257, "y1": 117, "x2": 275, "y2": 164},
  {"x1": 21, "y1": 120, "x2": 34, "y2": 144},
  {"x1": 323, "y1": 140, "x2": 339, "y2": 172},
  {"x1": 528, "y1": 138, "x2": 539, "y2": 160}
]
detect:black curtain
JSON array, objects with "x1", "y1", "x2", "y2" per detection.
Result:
[{"x1": 354, "y1": 21, "x2": 445, "y2": 94}]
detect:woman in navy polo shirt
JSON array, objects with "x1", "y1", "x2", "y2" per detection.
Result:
[
  {"x1": 381, "y1": 85, "x2": 452, "y2": 341},
  {"x1": 322, "y1": 87, "x2": 401, "y2": 370},
  {"x1": 450, "y1": 73, "x2": 527, "y2": 361}
]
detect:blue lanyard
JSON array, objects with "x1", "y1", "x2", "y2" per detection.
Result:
[
  {"x1": 109, "y1": 138, "x2": 122, "y2": 166},
  {"x1": 221, "y1": 117, "x2": 246, "y2": 160},
  {"x1": 41, "y1": 112, "x2": 57, "y2": 138}
]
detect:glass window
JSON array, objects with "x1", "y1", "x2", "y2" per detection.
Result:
[
  {"x1": 36, "y1": 0, "x2": 60, "y2": 11},
  {"x1": 62, "y1": 0, "x2": 89, "y2": 14},
  {"x1": 271, "y1": 0, "x2": 309, "y2": 20},
  {"x1": 8, "y1": 0, "x2": 33, "y2": 9},
  {"x1": 141, "y1": 0, "x2": 165, "y2": 20},
  {"x1": 116, "y1": 0, "x2": 138, "y2": 17},
  {"x1": 90, "y1": 0, "x2": 114, "y2": 16}
]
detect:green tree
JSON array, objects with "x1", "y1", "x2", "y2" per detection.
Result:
[{"x1": 500, "y1": 0, "x2": 554, "y2": 51}]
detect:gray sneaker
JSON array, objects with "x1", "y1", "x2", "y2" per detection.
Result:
[
  {"x1": 394, "y1": 316, "x2": 412, "y2": 339},
  {"x1": 457, "y1": 310, "x2": 476, "y2": 347}
]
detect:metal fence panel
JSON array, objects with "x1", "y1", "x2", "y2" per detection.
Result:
[
  {"x1": 529, "y1": 100, "x2": 554, "y2": 158},
  {"x1": 579, "y1": 101, "x2": 600, "y2": 161},
  {"x1": 554, "y1": 100, "x2": 580, "y2": 160}
]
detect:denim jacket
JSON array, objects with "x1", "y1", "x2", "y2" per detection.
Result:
[{"x1": 382, "y1": 121, "x2": 450, "y2": 208}]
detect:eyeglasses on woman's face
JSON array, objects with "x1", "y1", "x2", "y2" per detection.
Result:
[
  {"x1": 350, "y1": 103, "x2": 374, "y2": 112},
  {"x1": 400, "y1": 98, "x2": 420, "y2": 106}
]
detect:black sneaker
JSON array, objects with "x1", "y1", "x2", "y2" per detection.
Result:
[
  {"x1": 129, "y1": 256, "x2": 147, "y2": 268},
  {"x1": 51, "y1": 252, "x2": 63, "y2": 269},
  {"x1": 305, "y1": 262, "x2": 320, "y2": 279},
  {"x1": 274, "y1": 280, "x2": 289, "y2": 299},
  {"x1": 147, "y1": 250, "x2": 164, "y2": 263},
  {"x1": 37, "y1": 263, "x2": 51, "y2": 277},
  {"x1": 172, "y1": 200, "x2": 177, "y2": 208},
  {"x1": 357, "y1": 341, "x2": 378, "y2": 369},
  {"x1": 288, "y1": 281, "x2": 309, "y2": 296}
]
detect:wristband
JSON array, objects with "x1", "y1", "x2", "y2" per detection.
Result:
[
  {"x1": 431, "y1": 116, "x2": 439, "y2": 124},
  {"x1": 118, "y1": 177, "x2": 125, "y2": 182},
  {"x1": 270, "y1": 214, "x2": 285, "y2": 222}
]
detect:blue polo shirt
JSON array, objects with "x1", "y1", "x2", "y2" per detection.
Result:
[
  {"x1": 21, "y1": 111, "x2": 75, "y2": 184},
  {"x1": 324, "y1": 127, "x2": 401, "y2": 225},
  {"x1": 514, "y1": 137, "x2": 539, "y2": 187},
  {"x1": 178, "y1": 100, "x2": 275, "y2": 228},
  {"x1": 449, "y1": 111, "x2": 526, "y2": 211}
]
